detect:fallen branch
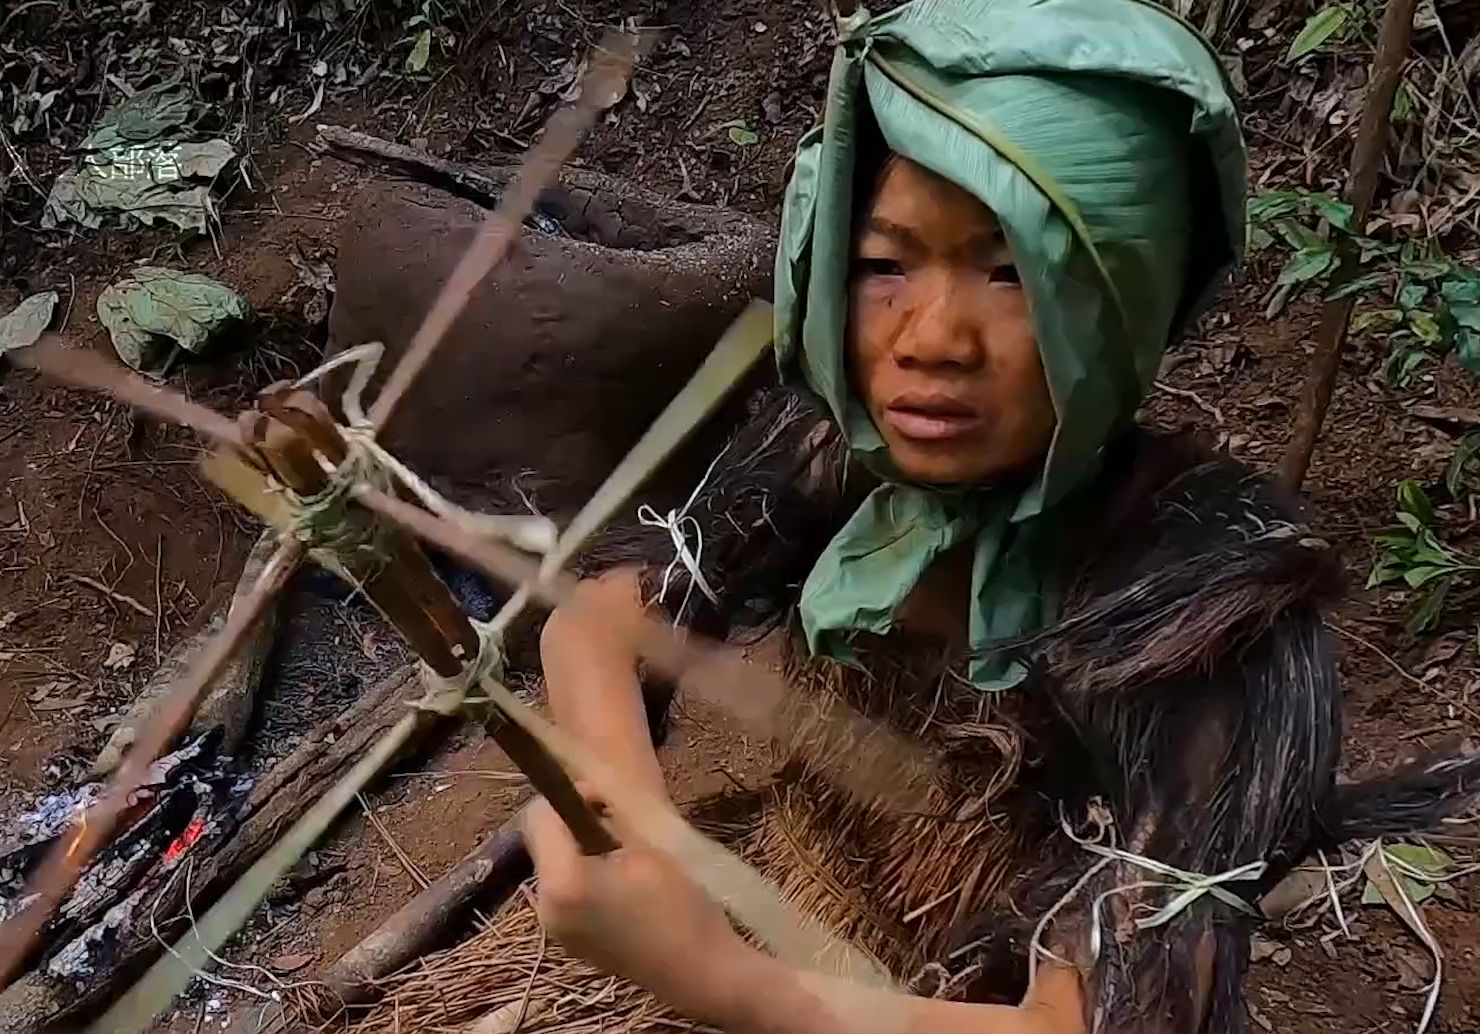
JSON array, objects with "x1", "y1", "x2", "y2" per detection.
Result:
[
  {"x1": 317, "y1": 813, "x2": 529, "y2": 1011},
  {"x1": 1278, "y1": 0, "x2": 1421, "y2": 490},
  {"x1": 0, "y1": 667, "x2": 435, "y2": 1034},
  {"x1": 316, "y1": 126, "x2": 507, "y2": 209}
]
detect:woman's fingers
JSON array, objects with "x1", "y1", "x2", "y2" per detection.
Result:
[{"x1": 522, "y1": 799, "x2": 581, "y2": 885}]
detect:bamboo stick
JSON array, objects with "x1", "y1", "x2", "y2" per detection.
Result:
[
  {"x1": 0, "y1": 539, "x2": 298, "y2": 986},
  {"x1": 252, "y1": 389, "x2": 615, "y2": 854},
  {"x1": 1278, "y1": 0, "x2": 1420, "y2": 489}
]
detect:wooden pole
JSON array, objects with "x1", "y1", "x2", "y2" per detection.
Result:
[
  {"x1": 319, "y1": 813, "x2": 529, "y2": 1009},
  {"x1": 252, "y1": 388, "x2": 616, "y2": 854},
  {"x1": 1278, "y1": 0, "x2": 1420, "y2": 490}
]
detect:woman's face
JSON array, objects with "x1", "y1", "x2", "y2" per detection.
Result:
[{"x1": 849, "y1": 157, "x2": 1056, "y2": 486}]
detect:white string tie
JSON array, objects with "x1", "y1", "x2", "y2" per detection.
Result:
[
  {"x1": 1063, "y1": 817, "x2": 1267, "y2": 961},
  {"x1": 1028, "y1": 809, "x2": 1267, "y2": 978},
  {"x1": 636, "y1": 449, "x2": 727, "y2": 619},
  {"x1": 291, "y1": 343, "x2": 558, "y2": 558}
]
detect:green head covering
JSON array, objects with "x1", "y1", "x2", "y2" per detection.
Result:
[{"x1": 775, "y1": 0, "x2": 1246, "y2": 689}]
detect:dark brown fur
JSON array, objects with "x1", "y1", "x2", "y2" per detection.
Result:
[{"x1": 581, "y1": 385, "x2": 1480, "y2": 1034}]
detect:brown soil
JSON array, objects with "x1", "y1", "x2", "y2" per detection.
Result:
[{"x1": 2, "y1": 3, "x2": 1478, "y2": 1033}]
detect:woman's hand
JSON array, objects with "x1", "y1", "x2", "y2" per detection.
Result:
[
  {"x1": 522, "y1": 797, "x2": 748, "y2": 1022},
  {"x1": 524, "y1": 798, "x2": 1088, "y2": 1034}
]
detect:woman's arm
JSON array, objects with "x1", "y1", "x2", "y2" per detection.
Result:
[
  {"x1": 523, "y1": 800, "x2": 1087, "y2": 1034},
  {"x1": 540, "y1": 567, "x2": 669, "y2": 800}
]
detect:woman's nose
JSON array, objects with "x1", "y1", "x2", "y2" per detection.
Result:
[{"x1": 892, "y1": 270, "x2": 985, "y2": 370}]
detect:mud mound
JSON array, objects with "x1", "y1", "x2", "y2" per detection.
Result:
[{"x1": 327, "y1": 164, "x2": 776, "y2": 517}]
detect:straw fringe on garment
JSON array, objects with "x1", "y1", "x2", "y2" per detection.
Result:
[{"x1": 335, "y1": 640, "x2": 1025, "y2": 1034}]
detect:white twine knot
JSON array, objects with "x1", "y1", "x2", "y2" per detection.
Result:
[
  {"x1": 291, "y1": 343, "x2": 559, "y2": 558},
  {"x1": 636, "y1": 450, "x2": 727, "y2": 619},
  {"x1": 1027, "y1": 811, "x2": 1268, "y2": 978},
  {"x1": 416, "y1": 618, "x2": 505, "y2": 718},
  {"x1": 1062, "y1": 819, "x2": 1267, "y2": 961}
]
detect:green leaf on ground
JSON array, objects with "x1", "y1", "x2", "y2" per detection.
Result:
[
  {"x1": 407, "y1": 28, "x2": 432, "y2": 72},
  {"x1": 1444, "y1": 432, "x2": 1480, "y2": 496},
  {"x1": 1277, "y1": 247, "x2": 1336, "y2": 286},
  {"x1": 81, "y1": 81, "x2": 193, "y2": 152},
  {"x1": 97, "y1": 267, "x2": 250, "y2": 371},
  {"x1": 1288, "y1": 4, "x2": 1351, "y2": 60},
  {"x1": 0, "y1": 291, "x2": 59, "y2": 357}
]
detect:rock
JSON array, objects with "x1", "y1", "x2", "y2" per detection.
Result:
[
  {"x1": 305, "y1": 888, "x2": 328, "y2": 909},
  {"x1": 270, "y1": 953, "x2": 315, "y2": 973}
]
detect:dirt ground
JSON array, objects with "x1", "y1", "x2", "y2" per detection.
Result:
[{"x1": 2, "y1": 2, "x2": 1479, "y2": 1033}]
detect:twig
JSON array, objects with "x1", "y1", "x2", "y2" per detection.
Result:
[
  {"x1": 152, "y1": 537, "x2": 164, "y2": 664},
  {"x1": 0, "y1": 126, "x2": 48, "y2": 204},
  {"x1": 60, "y1": 274, "x2": 77, "y2": 334},
  {"x1": 1326, "y1": 620, "x2": 1480, "y2": 725},
  {"x1": 0, "y1": 681, "x2": 21, "y2": 740},
  {"x1": 0, "y1": 538, "x2": 300, "y2": 985},
  {"x1": 65, "y1": 574, "x2": 154, "y2": 618},
  {"x1": 356, "y1": 792, "x2": 431, "y2": 891},
  {"x1": 1152, "y1": 380, "x2": 1224, "y2": 425},
  {"x1": 1279, "y1": 0, "x2": 1420, "y2": 490},
  {"x1": 367, "y1": 32, "x2": 639, "y2": 432},
  {"x1": 511, "y1": 884, "x2": 547, "y2": 1031}
]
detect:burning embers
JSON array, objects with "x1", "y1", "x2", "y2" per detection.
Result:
[{"x1": 0, "y1": 733, "x2": 251, "y2": 986}]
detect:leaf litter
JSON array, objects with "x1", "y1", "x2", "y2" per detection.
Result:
[{"x1": 42, "y1": 80, "x2": 236, "y2": 235}]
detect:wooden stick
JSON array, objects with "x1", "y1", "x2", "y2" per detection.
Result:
[
  {"x1": 0, "y1": 539, "x2": 299, "y2": 987},
  {"x1": 253, "y1": 390, "x2": 615, "y2": 854},
  {"x1": 317, "y1": 126, "x2": 508, "y2": 208},
  {"x1": 1278, "y1": 0, "x2": 1420, "y2": 490},
  {"x1": 319, "y1": 812, "x2": 530, "y2": 1008}
]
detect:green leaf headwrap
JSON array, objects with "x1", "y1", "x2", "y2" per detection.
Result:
[{"x1": 775, "y1": 0, "x2": 1246, "y2": 689}]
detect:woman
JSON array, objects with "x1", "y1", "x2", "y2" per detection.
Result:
[{"x1": 522, "y1": 2, "x2": 1478, "y2": 1033}]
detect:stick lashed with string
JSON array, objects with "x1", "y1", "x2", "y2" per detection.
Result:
[
  {"x1": 0, "y1": 31, "x2": 640, "y2": 988},
  {"x1": 0, "y1": 38, "x2": 942, "y2": 1034}
]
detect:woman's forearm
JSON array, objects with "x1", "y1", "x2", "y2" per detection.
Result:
[
  {"x1": 540, "y1": 568, "x2": 669, "y2": 799},
  {"x1": 682, "y1": 937, "x2": 1084, "y2": 1034}
]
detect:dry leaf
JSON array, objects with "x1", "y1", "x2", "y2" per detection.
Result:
[
  {"x1": 1392, "y1": 946, "x2": 1436, "y2": 990},
  {"x1": 1260, "y1": 867, "x2": 1328, "y2": 920},
  {"x1": 104, "y1": 641, "x2": 137, "y2": 671},
  {"x1": 34, "y1": 697, "x2": 89, "y2": 712}
]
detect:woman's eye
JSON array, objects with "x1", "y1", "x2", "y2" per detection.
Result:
[
  {"x1": 856, "y1": 257, "x2": 905, "y2": 279},
  {"x1": 991, "y1": 263, "x2": 1021, "y2": 285}
]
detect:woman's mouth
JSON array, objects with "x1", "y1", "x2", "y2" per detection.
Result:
[{"x1": 882, "y1": 394, "x2": 984, "y2": 441}]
